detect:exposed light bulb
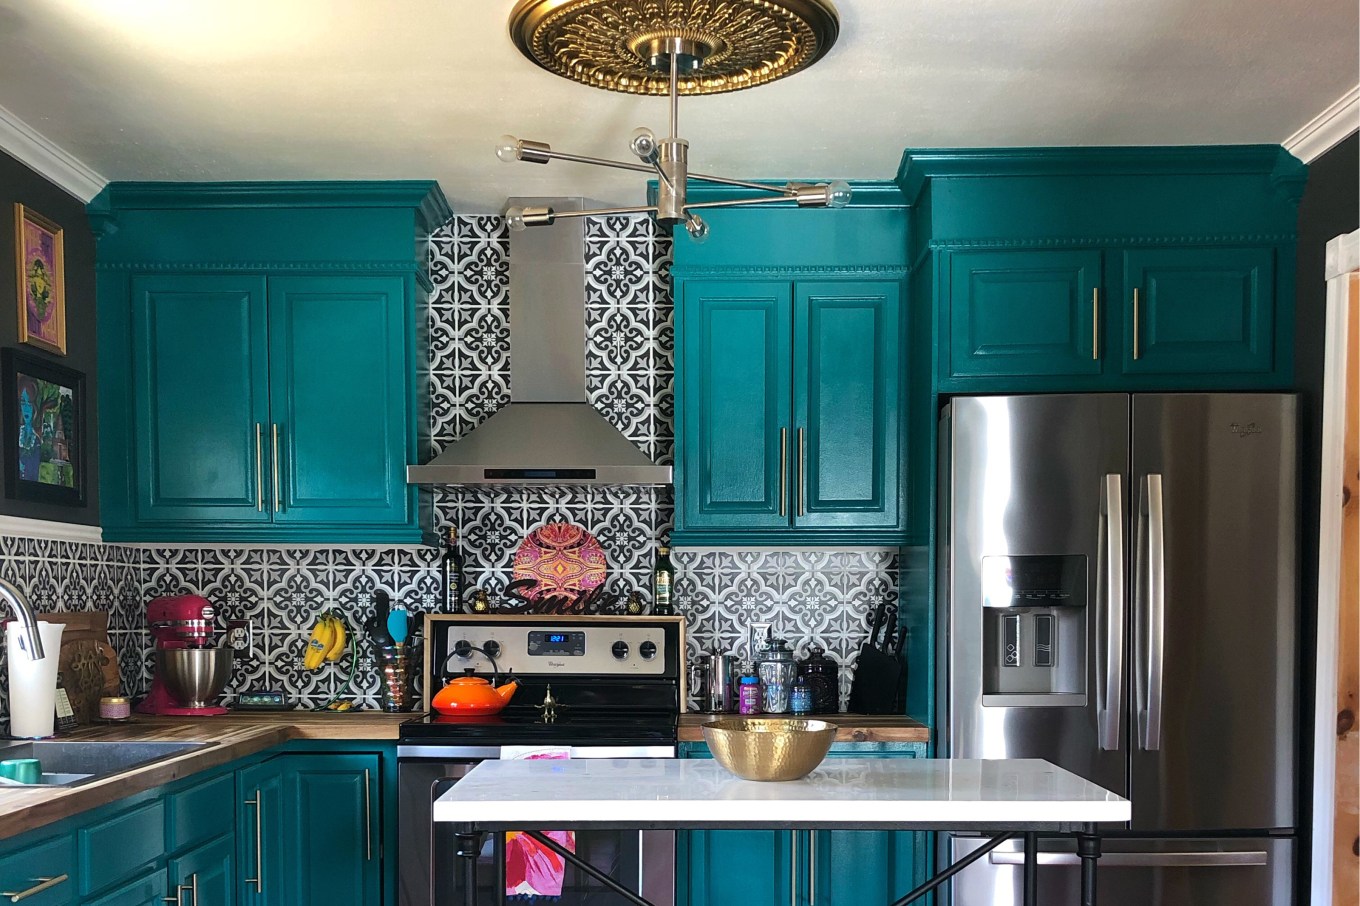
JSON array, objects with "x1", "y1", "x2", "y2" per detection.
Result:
[
  {"x1": 630, "y1": 127, "x2": 658, "y2": 164},
  {"x1": 496, "y1": 135, "x2": 521, "y2": 163},
  {"x1": 685, "y1": 214, "x2": 709, "y2": 243},
  {"x1": 505, "y1": 207, "x2": 528, "y2": 232},
  {"x1": 826, "y1": 180, "x2": 852, "y2": 209}
]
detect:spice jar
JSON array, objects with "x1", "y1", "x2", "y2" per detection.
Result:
[{"x1": 99, "y1": 696, "x2": 131, "y2": 721}]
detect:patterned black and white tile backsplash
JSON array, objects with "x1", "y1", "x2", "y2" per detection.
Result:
[{"x1": 0, "y1": 213, "x2": 900, "y2": 720}]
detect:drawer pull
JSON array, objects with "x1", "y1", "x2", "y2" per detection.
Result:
[{"x1": 4, "y1": 874, "x2": 69, "y2": 902}]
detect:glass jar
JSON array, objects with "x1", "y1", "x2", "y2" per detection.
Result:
[
  {"x1": 797, "y1": 645, "x2": 840, "y2": 714},
  {"x1": 755, "y1": 636, "x2": 797, "y2": 714},
  {"x1": 99, "y1": 696, "x2": 131, "y2": 721}
]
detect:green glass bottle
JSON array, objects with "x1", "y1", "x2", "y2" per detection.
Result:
[{"x1": 653, "y1": 545, "x2": 675, "y2": 616}]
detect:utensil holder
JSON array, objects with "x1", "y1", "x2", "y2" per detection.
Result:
[{"x1": 375, "y1": 642, "x2": 414, "y2": 712}]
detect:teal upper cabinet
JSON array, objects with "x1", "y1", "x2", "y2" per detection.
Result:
[
  {"x1": 670, "y1": 187, "x2": 912, "y2": 546},
  {"x1": 899, "y1": 146, "x2": 1307, "y2": 392},
  {"x1": 93, "y1": 182, "x2": 450, "y2": 543}
]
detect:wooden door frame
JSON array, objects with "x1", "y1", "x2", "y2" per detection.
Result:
[{"x1": 1313, "y1": 228, "x2": 1359, "y2": 905}]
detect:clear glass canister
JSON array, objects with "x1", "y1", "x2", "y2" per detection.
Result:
[{"x1": 756, "y1": 637, "x2": 797, "y2": 714}]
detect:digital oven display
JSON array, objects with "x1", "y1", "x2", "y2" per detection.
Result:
[{"x1": 527, "y1": 630, "x2": 586, "y2": 656}]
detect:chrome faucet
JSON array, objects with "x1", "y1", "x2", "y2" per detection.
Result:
[{"x1": 0, "y1": 579, "x2": 43, "y2": 660}]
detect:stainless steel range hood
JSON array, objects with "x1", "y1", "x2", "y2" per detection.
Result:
[{"x1": 407, "y1": 199, "x2": 672, "y2": 486}]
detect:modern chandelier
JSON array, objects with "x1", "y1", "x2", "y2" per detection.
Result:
[{"x1": 498, "y1": 0, "x2": 849, "y2": 241}]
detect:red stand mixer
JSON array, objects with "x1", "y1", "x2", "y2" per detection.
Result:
[{"x1": 137, "y1": 595, "x2": 233, "y2": 716}]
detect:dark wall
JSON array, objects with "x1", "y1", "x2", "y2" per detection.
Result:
[
  {"x1": 1293, "y1": 129, "x2": 1358, "y2": 893},
  {"x1": 0, "y1": 149, "x2": 98, "y2": 524}
]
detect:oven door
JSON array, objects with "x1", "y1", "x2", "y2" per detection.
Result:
[{"x1": 398, "y1": 745, "x2": 676, "y2": 906}]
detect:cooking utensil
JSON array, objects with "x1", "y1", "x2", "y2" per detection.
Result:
[
  {"x1": 387, "y1": 602, "x2": 410, "y2": 646},
  {"x1": 701, "y1": 717, "x2": 836, "y2": 781},
  {"x1": 847, "y1": 601, "x2": 904, "y2": 714},
  {"x1": 155, "y1": 647, "x2": 233, "y2": 709},
  {"x1": 370, "y1": 591, "x2": 393, "y2": 645}
]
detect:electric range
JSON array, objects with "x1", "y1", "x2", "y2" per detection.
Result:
[{"x1": 397, "y1": 614, "x2": 686, "y2": 906}]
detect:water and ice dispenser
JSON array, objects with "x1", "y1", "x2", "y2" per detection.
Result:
[{"x1": 980, "y1": 555, "x2": 1087, "y2": 706}]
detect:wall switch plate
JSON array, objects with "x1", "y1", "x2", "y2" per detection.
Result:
[
  {"x1": 225, "y1": 621, "x2": 252, "y2": 658},
  {"x1": 748, "y1": 622, "x2": 773, "y2": 659}
]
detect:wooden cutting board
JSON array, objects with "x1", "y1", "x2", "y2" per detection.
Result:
[{"x1": 42, "y1": 611, "x2": 121, "y2": 724}]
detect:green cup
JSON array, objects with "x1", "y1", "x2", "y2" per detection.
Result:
[{"x1": 0, "y1": 758, "x2": 41, "y2": 784}]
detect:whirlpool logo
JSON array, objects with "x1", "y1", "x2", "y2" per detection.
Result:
[{"x1": 1228, "y1": 421, "x2": 1263, "y2": 438}]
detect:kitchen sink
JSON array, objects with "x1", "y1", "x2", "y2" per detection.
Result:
[{"x1": 0, "y1": 740, "x2": 212, "y2": 787}]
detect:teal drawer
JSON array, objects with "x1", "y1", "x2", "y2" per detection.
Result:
[
  {"x1": 166, "y1": 772, "x2": 234, "y2": 852},
  {"x1": 0, "y1": 835, "x2": 75, "y2": 905},
  {"x1": 79, "y1": 800, "x2": 166, "y2": 896},
  {"x1": 82, "y1": 870, "x2": 165, "y2": 906}
]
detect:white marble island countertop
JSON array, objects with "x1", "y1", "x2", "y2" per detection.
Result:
[{"x1": 432, "y1": 758, "x2": 1130, "y2": 832}]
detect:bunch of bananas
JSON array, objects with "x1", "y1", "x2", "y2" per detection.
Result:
[{"x1": 303, "y1": 611, "x2": 349, "y2": 671}]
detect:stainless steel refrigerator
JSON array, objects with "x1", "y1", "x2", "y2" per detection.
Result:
[{"x1": 939, "y1": 393, "x2": 1297, "y2": 906}]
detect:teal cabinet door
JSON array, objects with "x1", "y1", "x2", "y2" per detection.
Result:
[
  {"x1": 678, "y1": 281, "x2": 793, "y2": 532},
  {"x1": 128, "y1": 275, "x2": 271, "y2": 524},
  {"x1": 168, "y1": 835, "x2": 233, "y2": 906},
  {"x1": 947, "y1": 250, "x2": 1103, "y2": 379},
  {"x1": 794, "y1": 281, "x2": 901, "y2": 530},
  {"x1": 679, "y1": 830, "x2": 793, "y2": 906},
  {"x1": 813, "y1": 830, "x2": 923, "y2": 905},
  {"x1": 1121, "y1": 247, "x2": 1276, "y2": 375},
  {"x1": 82, "y1": 872, "x2": 167, "y2": 906},
  {"x1": 277, "y1": 755, "x2": 379, "y2": 906},
  {"x1": 266, "y1": 277, "x2": 412, "y2": 527},
  {"x1": 236, "y1": 761, "x2": 283, "y2": 906}
]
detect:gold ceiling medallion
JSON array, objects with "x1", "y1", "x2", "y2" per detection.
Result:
[
  {"x1": 499, "y1": 0, "x2": 849, "y2": 241},
  {"x1": 508, "y1": 0, "x2": 840, "y2": 96}
]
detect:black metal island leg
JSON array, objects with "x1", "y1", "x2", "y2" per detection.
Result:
[
  {"x1": 1077, "y1": 829, "x2": 1102, "y2": 906},
  {"x1": 455, "y1": 831, "x2": 483, "y2": 906},
  {"x1": 1023, "y1": 832, "x2": 1039, "y2": 906}
]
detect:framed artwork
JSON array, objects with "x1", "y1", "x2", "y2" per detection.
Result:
[
  {"x1": 1, "y1": 348, "x2": 85, "y2": 506},
  {"x1": 14, "y1": 203, "x2": 66, "y2": 355}
]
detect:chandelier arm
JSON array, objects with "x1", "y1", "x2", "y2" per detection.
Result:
[
  {"x1": 545, "y1": 204, "x2": 661, "y2": 220},
  {"x1": 683, "y1": 195, "x2": 814, "y2": 211},
  {"x1": 534, "y1": 148, "x2": 658, "y2": 174},
  {"x1": 686, "y1": 173, "x2": 799, "y2": 194}
]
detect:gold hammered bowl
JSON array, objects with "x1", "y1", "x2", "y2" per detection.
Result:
[{"x1": 701, "y1": 718, "x2": 836, "y2": 782}]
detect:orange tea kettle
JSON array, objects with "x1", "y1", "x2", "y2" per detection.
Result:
[{"x1": 432, "y1": 668, "x2": 519, "y2": 716}]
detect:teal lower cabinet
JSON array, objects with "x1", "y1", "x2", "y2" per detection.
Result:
[
  {"x1": 678, "y1": 742, "x2": 931, "y2": 906},
  {"x1": 0, "y1": 834, "x2": 76, "y2": 905},
  {"x1": 83, "y1": 872, "x2": 167, "y2": 906},
  {"x1": 168, "y1": 835, "x2": 234, "y2": 906},
  {"x1": 237, "y1": 751, "x2": 382, "y2": 906}
]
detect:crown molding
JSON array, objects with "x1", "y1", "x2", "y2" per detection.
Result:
[
  {"x1": 1283, "y1": 85, "x2": 1360, "y2": 163},
  {"x1": 0, "y1": 103, "x2": 107, "y2": 202},
  {"x1": 0, "y1": 514, "x2": 102, "y2": 545}
]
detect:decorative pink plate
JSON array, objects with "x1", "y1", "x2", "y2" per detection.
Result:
[{"x1": 512, "y1": 522, "x2": 608, "y2": 600}]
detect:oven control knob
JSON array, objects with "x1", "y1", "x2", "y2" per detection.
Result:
[
  {"x1": 482, "y1": 640, "x2": 501, "y2": 659},
  {"x1": 611, "y1": 640, "x2": 630, "y2": 660},
  {"x1": 453, "y1": 639, "x2": 473, "y2": 659},
  {"x1": 639, "y1": 640, "x2": 657, "y2": 660}
]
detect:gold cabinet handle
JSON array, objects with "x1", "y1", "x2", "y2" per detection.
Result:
[
  {"x1": 1092, "y1": 288, "x2": 1100, "y2": 361},
  {"x1": 778, "y1": 428, "x2": 788, "y2": 518},
  {"x1": 797, "y1": 428, "x2": 806, "y2": 517},
  {"x1": 1132, "y1": 287, "x2": 1141, "y2": 360},
  {"x1": 244, "y1": 790, "x2": 263, "y2": 891},
  {"x1": 271, "y1": 424, "x2": 281, "y2": 513},
  {"x1": 363, "y1": 768, "x2": 372, "y2": 861},
  {"x1": 255, "y1": 423, "x2": 264, "y2": 511},
  {"x1": 4, "y1": 874, "x2": 68, "y2": 902}
]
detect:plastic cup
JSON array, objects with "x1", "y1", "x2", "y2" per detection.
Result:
[{"x1": 0, "y1": 759, "x2": 41, "y2": 783}]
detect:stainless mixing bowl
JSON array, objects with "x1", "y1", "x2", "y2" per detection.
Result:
[{"x1": 156, "y1": 647, "x2": 233, "y2": 708}]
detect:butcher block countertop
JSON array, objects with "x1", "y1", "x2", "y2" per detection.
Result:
[
  {"x1": 0, "y1": 711, "x2": 409, "y2": 840},
  {"x1": 678, "y1": 713, "x2": 930, "y2": 743}
]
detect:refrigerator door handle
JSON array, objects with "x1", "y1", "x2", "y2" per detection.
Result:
[
  {"x1": 1139, "y1": 473, "x2": 1166, "y2": 751},
  {"x1": 1097, "y1": 473, "x2": 1125, "y2": 751},
  {"x1": 989, "y1": 851, "x2": 1268, "y2": 868}
]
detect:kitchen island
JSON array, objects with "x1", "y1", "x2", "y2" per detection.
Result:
[{"x1": 433, "y1": 757, "x2": 1130, "y2": 906}]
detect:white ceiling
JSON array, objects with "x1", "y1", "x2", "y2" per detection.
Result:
[{"x1": 0, "y1": 0, "x2": 1355, "y2": 212}]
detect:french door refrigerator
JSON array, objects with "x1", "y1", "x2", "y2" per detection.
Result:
[{"x1": 939, "y1": 393, "x2": 1297, "y2": 906}]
